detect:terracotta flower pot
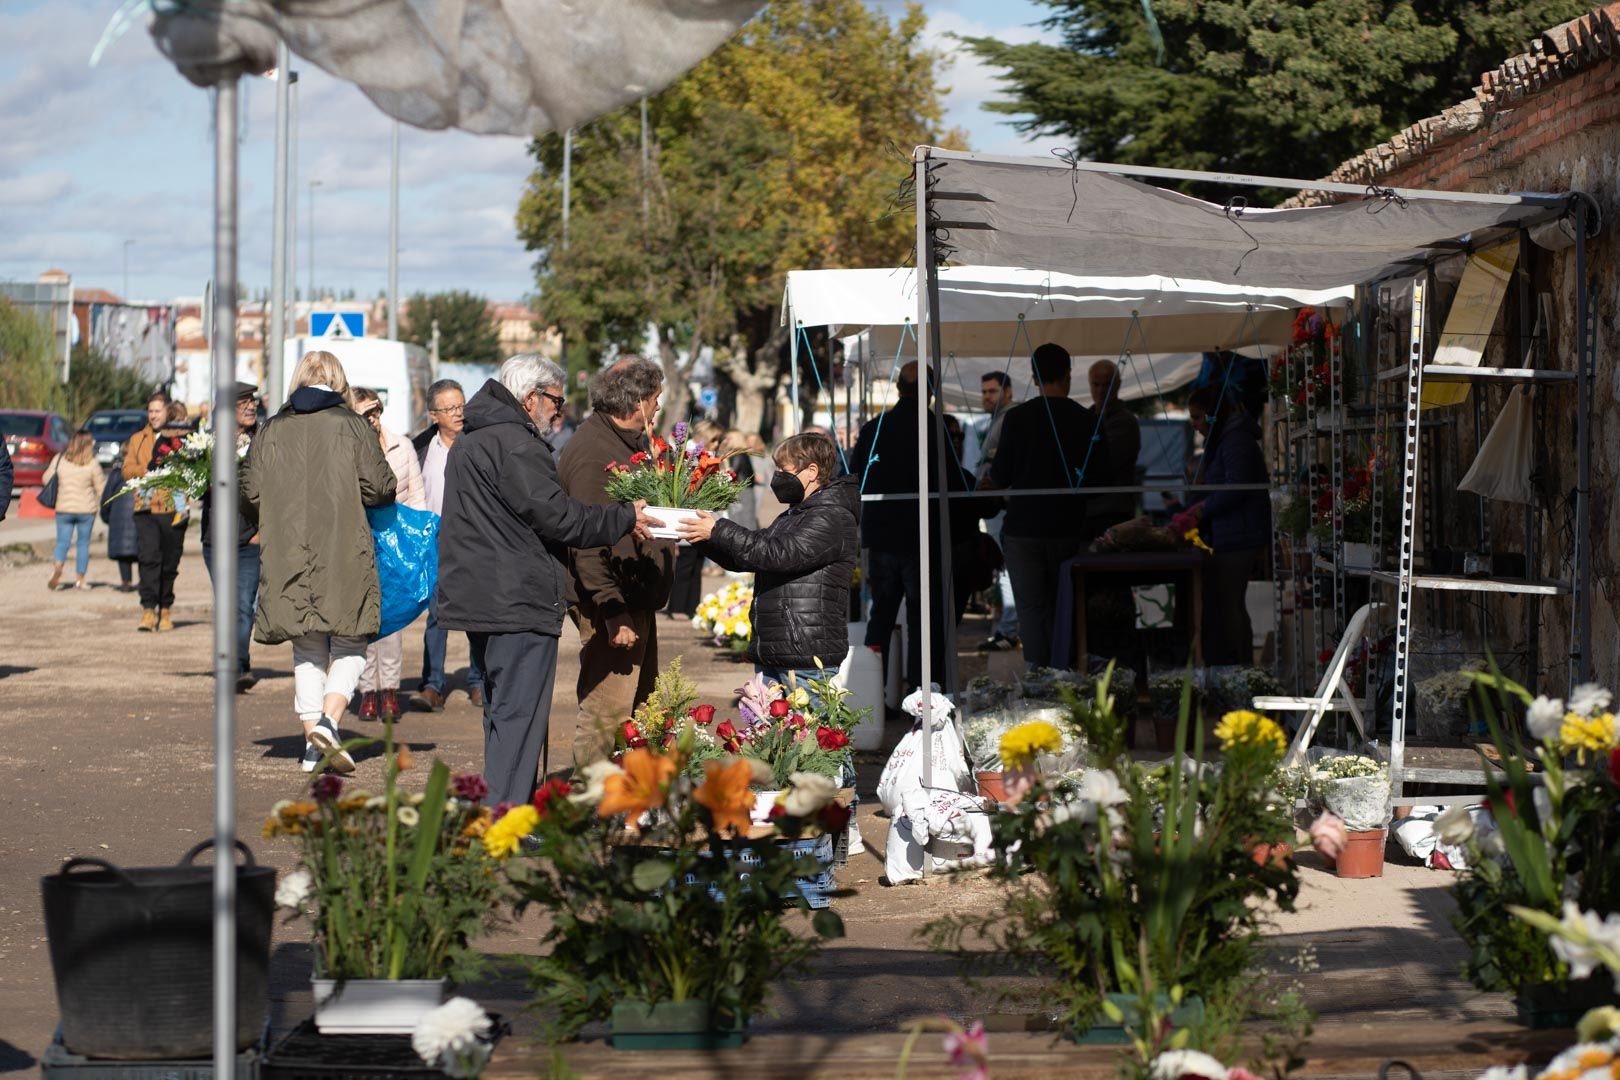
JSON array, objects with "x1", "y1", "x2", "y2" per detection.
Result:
[
  {"x1": 1249, "y1": 840, "x2": 1293, "y2": 868},
  {"x1": 975, "y1": 771, "x2": 1007, "y2": 802},
  {"x1": 1324, "y1": 828, "x2": 1386, "y2": 878}
]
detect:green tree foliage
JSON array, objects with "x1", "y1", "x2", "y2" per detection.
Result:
[
  {"x1": 400, "y1": 291, "x2": 502, "y2": 368},
  {"x1": 962, "y1": 0, "x2": 1590, "y2": 181},
  {"x1": 515, "y1": 0, "x2": 959, "y2": 432},
  {"x1": 61, "y1": 345, "x2": 159, "y2": 426},
  {"x1": 0, "y1": 296, "x2": 60, "y2": 410}
]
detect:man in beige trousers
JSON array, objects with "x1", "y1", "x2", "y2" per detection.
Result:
[{"x1": 556, "y1": 357, "x2": 675, "y2": 765}]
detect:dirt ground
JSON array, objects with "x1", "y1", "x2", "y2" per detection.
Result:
[{"x1": 0, "y1": 538, "x2": 1511, "y2": 1070}]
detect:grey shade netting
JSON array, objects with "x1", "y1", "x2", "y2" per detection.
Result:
[{"x1": 150, "y1": 0, "x2": 763, "y2": 135}]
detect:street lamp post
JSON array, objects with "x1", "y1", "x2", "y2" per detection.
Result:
[{"x1": 307, "y1": 179, "x2": 322, "y2": 303}]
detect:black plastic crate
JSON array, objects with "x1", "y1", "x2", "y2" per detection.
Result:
[
  {"x1": 260, "y1": 1017, "x2": 507, "y2": 1080},
  {"x1": 42, "y1": 1026, "x2": 263, "y2": 1079}
]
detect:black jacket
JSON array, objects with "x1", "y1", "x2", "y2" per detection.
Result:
[
  {"x1": 849, "y1": 395, "x2": 973, "y2": 554},
  {"x1": 200, "y1": 423, "x2": 258, "y2": 549},
  {"x1": 435, "y1": 379, "x2": 635, "y2": 636},
  {"x1": 990, "y1": 395, "x2": 1111, "y2": 538},
  {"x1": 702, "y1": 474, "x2": 859, "y2": 669}
]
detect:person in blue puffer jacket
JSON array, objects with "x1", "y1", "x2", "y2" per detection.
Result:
[{"x1": 1172, "y1": 386, "x2": 1269, "y2": 665}]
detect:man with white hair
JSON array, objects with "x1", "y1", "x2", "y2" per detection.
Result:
[{"x1": 436, "y1": 354, "x2": 655, "y2": 805}]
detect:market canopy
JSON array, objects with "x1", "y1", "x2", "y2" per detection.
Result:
[
  {"x1": 914, "y1": 349, "x2": 1207, "y2": 407},
  {"x1": 784, "y1": 265, "x2": 1351, "y2": 373},
  {"x1": 916, "y1": 149, "x2": 1573, "y2": 289},
  {"x1": 147, "y1": 0, "x2": 763, "y2": 134}
]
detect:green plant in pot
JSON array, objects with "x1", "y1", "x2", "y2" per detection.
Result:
[
  {"x1": 264, "y1": 721, "x2": 509, "y2": 1034},
  {"x1": 506, "y1": 735, "x2": 847, "y2": 1047},
  {"x1": 922, "y1": 669, "x2": 1304, "y2": 1069},
  {"x1": 1443, "y1": 672, "x2": 1620, "y2": 1026}
]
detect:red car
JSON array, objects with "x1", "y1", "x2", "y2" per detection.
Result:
[{"x1": 1, "y1": 409, "x2": 72, "y2": 488}]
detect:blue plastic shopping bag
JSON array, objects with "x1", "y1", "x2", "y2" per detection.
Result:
[{"x1": 367, "y1": 504, "x2": 439, "y2": 640}]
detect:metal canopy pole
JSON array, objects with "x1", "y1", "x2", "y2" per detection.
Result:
[
  {"x1": 789, "y1": 323, "x2": 801, "y2": 437},
  {"x1": 267, "y1": 41, "x2": 290, "y2": 411},
  {"x1": 1573, "y1": 199, "x2": 1593, "y2": 686},
  {"x1": 388, "y1": 120, "x2": 400, "y2": 340},
  {"x1": 913, "y1": 152, "x2": 935, "y2": 859},
  {"x1": 210, "y1": 76, "x2": 243, "y2": 1079},
  {"x1": 926, "y1": 252, "x2": 959, "y2": 695},
  {"x1": 1390, "y1": 279, "x2": 1425, "y2": 803}
]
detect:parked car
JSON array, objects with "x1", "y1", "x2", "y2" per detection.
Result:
[
  {"x1": 83, "y1": 409, "x2": 150, "y2": 466},
  {"x1": 0, "y1": 409, "x2": 70, "y2": 488}
]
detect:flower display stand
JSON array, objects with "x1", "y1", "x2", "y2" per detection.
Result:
[
  {"x1": 261, "y1": 1015, "x2": 507, "y2": 1078},
  {"x1": 608, "y1": 1001, "x2": 747, "y2": 1051},
  {"x1": 41, "y1": 1025, "x2": 264, "y2": 1079},
  {"x1": 311, "y1": 978, "x2": 447, "y2": 1035},
  {"x1": 1071, "y1": 995, "x2": 1205, "y2": 1045},
  {"x1": 682, "y1": 832, "x2": 838, "y2": 909}
]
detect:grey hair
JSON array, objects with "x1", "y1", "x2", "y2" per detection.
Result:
[
  {"x1": 589, "y1": 355, "x2": 663, "y2": 419},
  {"x1": 499, "y1": 354, "x2": 565, "y2": 402},
  {"x1": 427, "y1": 378, "x2": 462, "y2": 402}
]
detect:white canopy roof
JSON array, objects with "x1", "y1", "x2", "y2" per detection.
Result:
[
  {"x1": 784, "y1": 265, "x2": 1352, "y2": 361},
  {"x1": 919, "y1": 148, "x2": 1570, "y2": 289}
]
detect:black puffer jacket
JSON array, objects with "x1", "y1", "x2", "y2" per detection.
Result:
[
  {"x1": 702, "y1": 474, "x2": 859, "y2": 669},
  {"x1": 435, "y1": 379, "x2": 635, "y2": 636}
]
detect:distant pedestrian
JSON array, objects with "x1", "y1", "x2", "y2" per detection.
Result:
[
  {"x1": 548, "y1": 409, "x2": 576, "y2": 454},
  {"x1": 43, "y1": 431, "x2": 103, "y2": 591},
  {"x1": 411, "y1": 378, "x2": 484, "y2": 710},
  {"x1": 99, "y1": 459, "x2": 139, "y2": 592},
  {"x1": 0, "y1": 439, "x2": 12, "y2": 521},
  {"x1": 557, "y1": 356, "x2": 675, "y2": 765},
  {"x1": 202, "y1": 382, "x2": 263, "y2": 692},
  {"x1": 122, "y1": 392, "x2": 188, "y2": 632},
  {"x1": 352, "y1": 386, "x2": 427, "y2": 724},
  {"x1": 436, "y1": 354, "x2": 652, "y2": 804},
  {"x1": 242, "y1": 350, "x2": 398, "y2": 774}
]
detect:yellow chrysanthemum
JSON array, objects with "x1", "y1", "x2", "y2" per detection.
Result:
[
  {"x1": 1183, "y1": 528, "x2": 1213, "y2": 554},
  {"x1": 1560, "y1": 711, "x2": 1619, "y2": 761},
  {"x1": 1214, "y1": 710, "x2": 1287, "y2": 758},
  {"x1": 481, "y1": 805, "x2": 540, "y2": 859},
  {"x1": 999, "y1": 720, "x2": 1063, "y2": 769}
]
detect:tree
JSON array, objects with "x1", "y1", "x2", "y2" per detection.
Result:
[
  {"x1": 961, "y1": 0, "x2": 1591, "y2": 183},
  {"x1": 0, "y1": 296, "x2": 60, "y2": 411},
  {"x1": 61, "y1": 345, "x2": 158, "y2": 426},
  {"x1": 516, "y1": 0, "x2": 961, "y2": 435},
  {"x1": 400, "y1": 291, "x2": 502, "y2": 368}
]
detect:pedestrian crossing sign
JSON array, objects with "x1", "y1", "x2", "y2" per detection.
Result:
[{"x1": 311, "y1": 312, "x2": 365, "y2": 338}]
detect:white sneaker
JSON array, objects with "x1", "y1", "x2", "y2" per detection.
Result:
[
  {"x1": 307, "y1": 716, "x2": 356, "y2": 774},
  {"x1": 300, "y1": 742, "x2": 321, "y2": 773}
]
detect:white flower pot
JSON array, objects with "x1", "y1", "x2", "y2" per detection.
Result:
[
  {"x1": 750, "y1": 789, "x2": 782, "y2": 826},
  {"x1": 312, "y1": 977, "x2": 446, "y2": 1035},
  {"x1": 1340, "y1": 542, "x2": 1374, "y2": 569},
  {"x1": 642, "y1": 505, "x2": 700, "y2": 543}
]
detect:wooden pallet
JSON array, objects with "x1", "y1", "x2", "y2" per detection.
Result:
[{"x1": 484, "y1": 1018, "x2": 1572, "y2": 1079}]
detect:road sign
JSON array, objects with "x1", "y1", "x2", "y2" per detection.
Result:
[{"x1": 311, "y1": 311, "x2": 365, "y2": 338}]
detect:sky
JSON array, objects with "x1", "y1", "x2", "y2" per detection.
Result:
[{"x1": 0, "y1": 1, "x2": 1066, "y2": 307}]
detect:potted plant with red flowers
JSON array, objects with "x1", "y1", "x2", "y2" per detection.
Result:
[{"x1": 603, "y1": 421, "x2": 748, "y2": 540}]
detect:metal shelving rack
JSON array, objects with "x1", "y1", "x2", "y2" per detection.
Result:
[{"x1": 1370, "y1": 209, "x2": 1594, "y2": 800}]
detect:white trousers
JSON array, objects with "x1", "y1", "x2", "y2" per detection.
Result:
[
  {"x1": 359, "y1": 631, "x2": 403, "y2": 692},
  {"x1": 291, "y1": 633, "x2": 369, "y2": 721}
]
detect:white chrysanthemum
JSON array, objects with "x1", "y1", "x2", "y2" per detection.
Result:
[
  {"x1": 1549, "y1": 901, "x2": 1620, "y2": 981},
  {"x1": 1526, "y1": 696, "x2": 1565, "y2": 742},
  {"x1": 782, "y1": 771, "x2": 840, "y2": 816},
  {"x1": 568, "y1": 760, "x2": 623, "y2": 806},
  {"x1": 365, "y1": 795, "x2": 387, "y2": 810},
  {"x1": 274, "y1": 868, "x2": 314, "y2": 910},
  {"x1": 1538, "y1": 1042, "x2": 1615, "y2": 1076},
  {"x1": 412, "y1": 997, "x2": 492, "y2": 1076},
  {"x1": 1076, "y1": 769, "x2": 1128, "y2": 808},
  {"x1": 1568, "y1": 683, "x2": 1613, "y2": 718},
  {"x1": 1149, "y1": 1049, "x2": 1227, "y2": 1080},
  {"x1": 408, "y1": 791, "x2": 426, "y2": 806},
  {"x1": 1434, "y1": 804, "x2": 1477, "y2": 846},
  {"x1": 1473, "y1": 1067, "x2": 1526, "y2": 1080},
  {"x1": 397, "y1": 806, "x2": 420, "y2": 826}
]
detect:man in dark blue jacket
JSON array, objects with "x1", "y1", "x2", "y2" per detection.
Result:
[
  {"x1": 436, "y1": 354, "x2": 654, "y2": 804},
  {"x1": 1173, "y1": 386, "x2": 1269, "y2": 665}
]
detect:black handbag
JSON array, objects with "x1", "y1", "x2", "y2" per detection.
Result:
[{"x1": 38, "y1": 462, "x2": 59, "y2": 510}]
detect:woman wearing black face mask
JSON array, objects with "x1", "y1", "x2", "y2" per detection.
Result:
[{"x1": 676, "y1": 432, "x2": 859, "y2": 686}]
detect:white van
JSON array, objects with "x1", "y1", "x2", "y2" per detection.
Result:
[{"x1": 283, "y1": 337, "x2": 432, "y2": 437}]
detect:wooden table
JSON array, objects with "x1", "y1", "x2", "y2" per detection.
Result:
[{"x1": 1069, "y1": 550, "x2": 1207, "y2": 670}]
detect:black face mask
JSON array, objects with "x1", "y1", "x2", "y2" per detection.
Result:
[{"x1": 770, "y1": 469, "x2": 806, "y2": 505}]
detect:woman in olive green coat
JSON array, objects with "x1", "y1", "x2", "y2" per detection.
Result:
[{"x1": 242, "y1": 350, "x2": 397, "y2": 774}]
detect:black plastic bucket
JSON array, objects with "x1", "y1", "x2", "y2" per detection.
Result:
[{"x1": 41, "y1": 840, "x2": 275, "y2": 1059}]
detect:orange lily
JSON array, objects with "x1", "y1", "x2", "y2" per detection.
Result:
[
  {"x1": 598, "y1": 748, "x2": 677, "y2": 819},
  {"x1": 693, "y1": 758, "x2": 756, "y2": 837}
]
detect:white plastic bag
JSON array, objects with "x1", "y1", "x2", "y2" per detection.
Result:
[
  {"x1": 884, "y1": 788, "x2": 994, "y2": 884},
  {"x1": 1459, "y1": 386, "x2": 1534, "y2": 504},
  {"x1": 876, "y1": 691, "x2": 970, "y2": 815}
]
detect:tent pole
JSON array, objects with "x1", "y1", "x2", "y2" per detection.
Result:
[
  {"x1": 211, "y1": 75, "x2": 242, "y2": 1079},
  {"x1": 790, "y1": 323, "x2": 801, "y2": 436},
  {"x1": 914, "y1": 152, "x2": 934, "y2": 867},
  {"x1": 926, "y1": 251, "x2": 958, "y2": 695},
  {"x1": 1573, "y1": 199, "x2": 1592, "y2": 686}
]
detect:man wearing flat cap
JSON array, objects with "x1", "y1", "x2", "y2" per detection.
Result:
[{"x1": 202, "y1": 381, "x2": 264, "y2": 693}]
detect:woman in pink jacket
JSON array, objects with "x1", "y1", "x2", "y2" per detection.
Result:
[{"x1": 352, "y1": 387, "x2": 427, "y2": 721}]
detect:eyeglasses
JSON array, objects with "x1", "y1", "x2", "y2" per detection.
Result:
[
  {"x1": 430, "y1": 404, "x2": 464, "y2": 416},
  {"x1": 541, "y1": 392, "x2": 566, "y2": 411}
]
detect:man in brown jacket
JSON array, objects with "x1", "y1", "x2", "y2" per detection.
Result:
[{"x1": 556, "y1": 356, "x2": 675, "y2": 764}]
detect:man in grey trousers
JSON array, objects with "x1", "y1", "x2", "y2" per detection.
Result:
[{"x1": 435, "y1": 354, "x2": 653, "y2": 805}]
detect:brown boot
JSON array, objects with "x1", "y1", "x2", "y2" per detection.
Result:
[
  {"x1": 157, "y1": 608, "x2": 175, "y2": 631},
  {"x1": 379, "y1": 689, "x2": 401, "y2": 721},
  {"x1": 138, "y1": 608, "x2": 158, "y2": 632},
  {"x1": 48, "y1": 563, "x2": 63, "y2": 590}
]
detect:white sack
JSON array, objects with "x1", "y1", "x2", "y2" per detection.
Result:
[{"x1": 1459, "y1": 386, "x2": 1535, "y2": 505}]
